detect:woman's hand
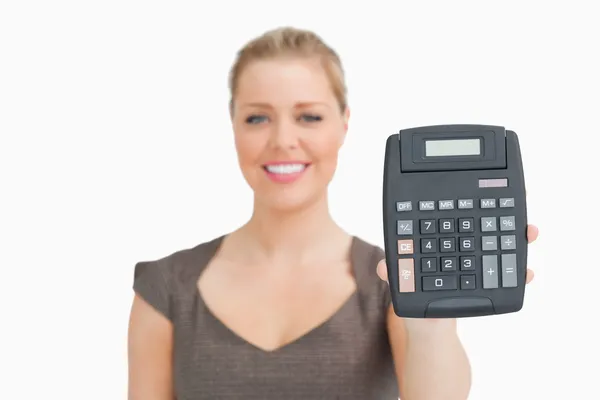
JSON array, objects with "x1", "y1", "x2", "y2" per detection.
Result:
[{"x1": 377, "y1": 224, "x2": 539, "y2": 331}]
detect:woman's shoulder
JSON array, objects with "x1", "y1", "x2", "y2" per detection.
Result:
[
  {"x1": 131, "y1": 234, "x2": 224, "y2": 320},
  {"x1": 134, "y1": 235, "x2": 222, "y2": 277},
  {"x1": 351, "y1": 235, "x2": 385, "y2": 276},
  {"x1": 351, "y1": 235, "x2": 385, "y2": 261}
]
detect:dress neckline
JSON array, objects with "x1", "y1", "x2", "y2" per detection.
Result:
[{"x1": 194, "y1": 234, "x2": 366, "y2": 354}]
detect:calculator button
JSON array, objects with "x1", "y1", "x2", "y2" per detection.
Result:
[
  {"x1": 440, "y1": 238, "x2": 456, "y2": 252},
  {"x1": 480, "y1": 199, "x2": 497, "y2": 208},
  {"x1": 481, "y1": 217, "x2": 497, "y2": 232},
  {"x1": 460, "y1": 256, "x2": 476, "y2": 271},
  {"x1": 441, "y1": 256, "x2": 457, "y2": 272},
  {"x1": 438, "y1": 200, "x2": 454, "y2": 210},
  {"x1": 397, "y1": 220, "x2": 413, "y2": 235},
  {"x1": 397, "y1": 239, "x2": 414, "y2": 254},
  {"x1": 500, "y1": 216, "x2": 516, "y2": 231},
  {"x1": 421, "y1": 257, "x2": 437, "y2": 273},
  {"x1": 419, "y1": 201, "x2": 435, "y2": 211},
  {"x1": 460, "y1": 274, "x2": 476, "y2": 290},
  {"x1": 501, "y1": 254, "x2": 518, "y2": 287},
  {"x1": 500, "y1": 235, "x2": 516, "y2": 250},
  {"x1": 422, "y1": 275, "x2": 458, "y2": 291},
  {"x1": 458, "y1": 199, "x2": 474, "y2": 209},
  {"x1": 458, "y1": 218, "x2": 474, "y2": 232},
  {"x1": 420, "y1": 219, "x2": 436, "y2": 234},
  {"x1": 421, "y1": 238, "x2": 436, "y2": 253},
  {"x1": 439, "y1": 218, "x2": 455, "y2": 233},
  {"x1": 398, "y1": 258, "x2": 415, "y2": 293},
  {"x1": 459, "y1": 237, "x2": 475, "y2": 252},
  {"x1": 482, "y1": 255, "x2": 499, "y2": 289},
  {"x1": 396, "y1": 201, "x2": 412, "y2": 212},
  {"x1": 499, "y1": 198, "x2": 515, "y2": 208},
  {"x1": 481, "y1": 236, "x2": 498, "y2": 251}
]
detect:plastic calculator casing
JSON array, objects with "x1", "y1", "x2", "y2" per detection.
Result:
[{"x1": 382, "y1": 124, "x2": 528, "y2": 318}]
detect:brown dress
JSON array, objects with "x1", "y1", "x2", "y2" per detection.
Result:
[{"x1": 133, "y1": 234, "x2": 399, "y2": 399}]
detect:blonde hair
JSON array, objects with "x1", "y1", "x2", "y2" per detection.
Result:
[{"x1": 228, "y1": 27, "x2": 347, "y2": 114}]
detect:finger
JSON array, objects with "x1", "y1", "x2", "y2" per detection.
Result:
[
  {"x1": 526, "y1": 268, "x2": 534, "y2": 284},
  {"x1": 527, "y1": 224, "x2": 539, "y2": 243},
  {"x1": 376, "y1": 259, "x2": 388, "y2": 282}
]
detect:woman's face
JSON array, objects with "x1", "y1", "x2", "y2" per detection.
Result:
[{"x1": 231, "y1": 57, "x2": 349, "y2": 212}]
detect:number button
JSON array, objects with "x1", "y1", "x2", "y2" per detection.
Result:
[
  {"x1": 421, "y1": 238, "x2": 437, "y2": 253},
  {"x1": 459, "y1": 237, "x2": 475, "y2": 252},
  {"x1": 440, "y1": 238, "x2": 456, "y2": 253},
  {"x1": 420, "y1": 219, "x2": 436, "y2": 234},
  {"x1": 421, "y1": 257, "x2": 437, "y2": 273},
  {"x1": 458, "y1": 218, "x2": 474, "y2": 232},
  {"x1": 422, "y1": 276, "x2": 458, "y2": 291},
  {"x1": 441, "y1": 256, "x2": 457, "y2": 271},
  {"x1": 460, "y1": 256, "x2": 476, "y2": 271},
  {"x1": 439, "y1": 218, "x2": 454, "y2": 233}
]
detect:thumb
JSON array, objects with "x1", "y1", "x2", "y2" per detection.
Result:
[{"x1": 376, "y1": 259, "x2": 388, "y2": 282}]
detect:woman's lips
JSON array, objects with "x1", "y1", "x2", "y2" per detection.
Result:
[{"x1": 262, "y1": 162, "x2": 310, "y2": 183}]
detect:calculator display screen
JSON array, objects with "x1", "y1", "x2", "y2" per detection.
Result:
[
  {"x1": 479, "y1": 178, "x2": 508, "y2": 188},
  {"x1": 425, "y1": 138, "x2": 481, "y2": 157}
]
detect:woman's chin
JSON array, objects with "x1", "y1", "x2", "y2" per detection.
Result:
[{"x1": 257, "y1": 191, "x2": 323, "y2": 214}]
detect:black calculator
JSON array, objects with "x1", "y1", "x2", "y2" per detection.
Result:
[{"x1": 382, "y1": 124, "x2": 528, "y2": 318}]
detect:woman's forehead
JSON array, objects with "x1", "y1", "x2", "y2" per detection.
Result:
[{"x1": 235, "y1": 58, "x2": 336, "y2": 106}]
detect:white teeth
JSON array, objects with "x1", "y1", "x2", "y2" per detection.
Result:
[{"x1": 265, "y1": 164, "x2": 306, "y2": 174}]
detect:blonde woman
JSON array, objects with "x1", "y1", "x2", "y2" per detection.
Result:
[{"x1": 128, "y1": 27, "x2": 538, "y2": 400}]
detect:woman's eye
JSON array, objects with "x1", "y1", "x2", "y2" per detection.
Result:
[
  {"x1": 245, "y1": 115, "x2": 268, "y2": 124},
  {"x1": 300, "y1": 114, "x2": 322, "y2": 122}
]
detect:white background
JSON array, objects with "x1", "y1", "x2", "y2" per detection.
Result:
[{"x1": 1, "y1": 1, "x2": 599, "y2": 399}]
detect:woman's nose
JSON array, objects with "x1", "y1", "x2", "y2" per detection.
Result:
[{"x1": 269, "y1": 119, "x2": 299, "y2": 149}]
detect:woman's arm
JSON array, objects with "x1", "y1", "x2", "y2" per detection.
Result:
[
  {"x1": 128, "y1": 294, "x2": 174, "y2": 400},
  {"x1": 387, "y1": 310, "x2": 472, "y2": 400}
]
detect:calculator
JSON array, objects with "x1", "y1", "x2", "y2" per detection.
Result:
[{"x1": 382, "y1": 124, "x2": 528, "y2": 318}]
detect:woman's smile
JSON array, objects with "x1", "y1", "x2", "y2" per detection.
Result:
[{"x1": 262, "y1": 161, "x2": 311, "y2": 183}]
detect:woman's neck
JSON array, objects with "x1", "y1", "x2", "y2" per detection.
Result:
[{"x1": 233, "y1": 193, "x2": 349, "y2": 265}]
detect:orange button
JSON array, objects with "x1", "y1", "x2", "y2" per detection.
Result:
[
  {"x1": 398, "y1": 258, "x2": 415, "y2": 293},
  {"x1": 397, "y1": 239, "x2": 414, "y2": 255}
]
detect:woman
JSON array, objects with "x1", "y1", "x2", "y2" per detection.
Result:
[{"x1": 128, "y1": 26, "x2": 538, "y2": 400}]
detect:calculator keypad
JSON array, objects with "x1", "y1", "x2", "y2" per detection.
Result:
[{"x1": 395, "y1": 197, "x2": 517, "y2": 293}]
